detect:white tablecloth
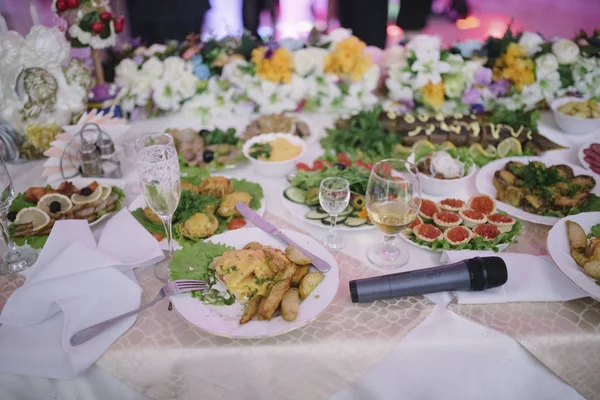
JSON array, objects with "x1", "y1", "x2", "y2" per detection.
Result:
[{"x1": 0, "y1": 111, "x2": 588, "y2": 400}]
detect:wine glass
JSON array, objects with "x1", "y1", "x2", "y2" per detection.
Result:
[
  {"x1": 365, "y1": 159, "x2": 421, "y2": 269},
  {"x1": 0, "y1": 155, "x2": 38, "y2": 275},
  {"x1": 135, "y1": 133, "x2": 181, "y2": 282},
  {"x1": 319, "y1": 177, "x2": 350, "y2": 251}
]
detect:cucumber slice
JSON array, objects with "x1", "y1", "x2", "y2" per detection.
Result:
[
  {"x1": 321, "y1": 216, "x2": 347, "y2": 225},
  {"x1": 305, "y1": 210, "x2": 329, "y2": 220},
  {"x1": 284, "y1": 187, "x2": 306, "y2": 204},
  {"x1": 339, "y1": 205, "x2": 353, "y2": 216},
  {"x1": 344, "y1": 217, "x2": 368, "y2": 227}
]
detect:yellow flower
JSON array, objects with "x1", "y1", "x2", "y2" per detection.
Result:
[
  {"x1": 25, "y1": 123, "x2": 61, "y2": 150},
  {"x1": 492, "y1": 43, "x2": 535, "y2": 92},
  {"x1": 324, "y1": 36, "x2": 373, "y2": 82},
  {"x1": 421, "y1": 81, "x2": 445, "y2": 109},
  {"x1": 251, "y1": 46, "x2": 294, "y2": 84}
]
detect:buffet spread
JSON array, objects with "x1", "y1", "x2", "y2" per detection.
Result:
[{"x1": 1, "y1": 5, "x2": 600, "y2": 399}]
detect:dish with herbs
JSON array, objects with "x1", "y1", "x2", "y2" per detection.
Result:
[
  {"x1": 476, "y1": 157, "x2": 600, "y2": 225},
  {"x1": 168, "y1": 227, "x2": 339, "y2": 338}
]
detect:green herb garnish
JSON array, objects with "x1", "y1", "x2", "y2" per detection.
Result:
[
  {"x1": 291, "y1": 165, "x2": 371, "y2": 195},
  {"x1": 249, "y1": 143, "x2": 272, "y2": 159},
  {"x1": 201, "y1": 128, "x2": 239, "y2": 146}
]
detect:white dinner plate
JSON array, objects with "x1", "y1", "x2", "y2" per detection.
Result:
[
  {"x1": 170, "y1": 227, "x2": 340, "y2": 338},
  {"x1": 51, "y1": 177, "x2": 126, "y2": 227},
  {"x1": 281, "y1": 192, "x2": 375, "y2": 231},
  {"x1": 128, "y1": 181, "x2": 266, "y2": 249},
  {"x1": 475, "y1": 156, "x2": 600, "y2": 226},
  {"x1": 547, "y1": 212, "x2": 600, "y2": 302}
]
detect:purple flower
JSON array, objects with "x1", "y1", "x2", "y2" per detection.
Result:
[
  {"x1": 490, "y1": 79, "x2": 510, "y2": 97},
  {"x1": 462, "y1": 87, "x2": 482, "y2": 105},
  {"x1": 470, "y1": 104, "x2": 485, "y2": 114},
  {"x1": 133, "y1": 55, "x2": 144, "y2": 66},
  {"x1": 474, "y1": 68, "x2": 492, "y2": 86},
  {"x1": 264, "y1": 41, "x2": 279, "y2": 59}
]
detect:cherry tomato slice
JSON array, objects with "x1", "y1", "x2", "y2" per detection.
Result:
[
  {"x1": 228, "y1": 218, "x2": 246, "y2": 230},
  {"x1": 296, "y1": 162, "x2": 311, "y2": 171},
  {"x1": 312, "y1": 160, "x2": 326, "y2": 171},
  {"x1": 337, "y1": 153, "x2": 351, "y2": 167}
]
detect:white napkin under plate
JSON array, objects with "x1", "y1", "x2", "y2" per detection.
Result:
[
  {"x1": 0, "y1": 209, "x2": 164, "y2": 379},
  {"x1": 429, "y1": 250, "x2": 588, "y2": 305}
]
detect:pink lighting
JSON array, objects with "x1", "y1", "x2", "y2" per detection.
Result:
[{"x1": 387, "y1": 25, "x2": 403, "y2": 37}]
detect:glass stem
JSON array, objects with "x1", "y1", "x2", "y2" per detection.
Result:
[
  {"x1": 329, "y1": 213, "x2": 338, "y2": 239},
  {"x1": 161, "y1": 215, "x2": 174, "y2": 259},
  {"x1": 0, "y1": 209, "x2": 19, "y2": 263},
  {"x1": 383, "y1": 234, "x2": 398, "y2": 254}
]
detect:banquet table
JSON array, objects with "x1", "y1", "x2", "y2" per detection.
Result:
[{"x1": 0, "y1": 111, "x2": 597, "y2": 400}]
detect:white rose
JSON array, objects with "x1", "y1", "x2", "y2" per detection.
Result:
[
  {"x1": 23, "y1": 26, "x2": 69, "y2": 69},
  {"x1": 362, "y1": 65, "x2": 381, "y2": 92},
  {"x1": 0, "y1": 31, "x2": 24, "y2": 76},
  {"x1": 141, "y1": 57, "x2": 164, "y2": 79},
  {"x1": 407, "y1": 35, "x2": 442, "y2": 61},
  {"x1": 162, "y1": 57, "x2": 188, "y2": 82},
  {"x1": 145, "y1": 44, "x2": 167, "y2": 57},
  {"x1": 518, "y1": 32, "x2": 545, "y2": 56},
  {"x1": 384, "y1": 46, "x2": 407, "y2": 68},
  {"x1": 293, "y1": 47, "x2": 328, "y2": 77},
  {"x1": 114, "y1": 59, "x2": 139, "y2": 88},
  {"x1": 175, "y1": 71, "x2": 199, "y2": 99},
  {"x1": 552, "y1": 39, "x2": 580, "y2": 64},
  {"x1": 521, "y1": 83, "x2": 544, "y2": 108},
  {"x1": 327, "y1": 28, "x2": 352, "y2": 45},
  {"x1": 443, "y1": 73, "x2": 466, "y2": 98},
  {"x1": 538, "y1": 70, "x2": 561, "y2": 101},
  {"x1": 535, "y1": 53, "x2": 559, "y2": 79}
]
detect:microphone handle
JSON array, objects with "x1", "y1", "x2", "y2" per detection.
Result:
[{"x1": 351, "y1": 261, "x2": 472, "y2": 303}]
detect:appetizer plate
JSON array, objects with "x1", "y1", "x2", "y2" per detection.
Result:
[
  {"x1": 281, "y1": 193, "x2": 375, "y2": 231},
  {"x1": 476, "y1": 156, "x2": 600, "y2": 226},
  {"x1": 170, "y1": 227, "x2": 340, "y2": 338},
  {"x1": 399, "y1": 234, "x2": 509, "y2": 253},
  {"x1": 52, "y1": 177, "x2": 125, "y2": 227},
  {"x1": 547, "y1": 212, "x2": 600, "y2": 302}
]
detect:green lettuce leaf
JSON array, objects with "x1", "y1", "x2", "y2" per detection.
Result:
[
  {"x1": 231, "y1": 179, "x2": 264, "y2": 210},
  {"x1": 112, "y1": 186, "x2": 126, "y2": 211},
  {"x1": 9, "y1": 193, "x2": 35, "y2": 213},
  {"x1": 170, "y1": 240, "x2": 236, "y2": 305},
  {"x1": 13, "y1": 235, "x2": 48, "y2": 249},
  {"x1": 131, "y1": 208, "x2": 165, "y2": 236},
  {"x1": 589, "y1": 223, "x2": 600, "y2": 238}
]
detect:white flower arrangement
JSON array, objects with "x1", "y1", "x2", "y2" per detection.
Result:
[{"x1": 68, "y1": 22, "x2": 116, "y2": 49}]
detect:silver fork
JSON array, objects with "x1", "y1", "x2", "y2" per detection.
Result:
[{"x1": 70, "y1": 280, "x2": 208, "y2": 346}]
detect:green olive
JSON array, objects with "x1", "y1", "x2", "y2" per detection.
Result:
[{"x1": 351, "y1": 194, "x2": 366, "y2": 210}]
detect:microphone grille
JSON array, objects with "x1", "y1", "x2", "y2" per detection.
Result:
[{"x1": 479, "y1": 257, "x2": 508, "y2": 289}]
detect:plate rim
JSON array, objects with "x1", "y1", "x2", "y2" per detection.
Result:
[
  {"x1": 170, "y1": 227, "x2": 341, "y2": 339},
  {"x1": 546, "y1": 212, "x2": 600, "y2": 302}
]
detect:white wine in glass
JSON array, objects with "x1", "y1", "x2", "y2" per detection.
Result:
[
  {"x1": 365, "y1": 159, "x2": 421, "y2": 268},
  {"x1": 135, "y1": 133, "x2": 181, "y2": 282}
]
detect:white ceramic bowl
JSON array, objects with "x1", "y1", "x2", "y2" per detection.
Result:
[
  {"x1": 418, "y1": 164, "x2": 476, "y2": 196},
  {"x1": 242, "y1": 133, "x2": 306, "y2": 178},
  {"x1": 550, "y1": 96, "x2": 600, "y2": 135}
]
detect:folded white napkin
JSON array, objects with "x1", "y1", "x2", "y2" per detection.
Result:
[
  {"x1": 0, "y1": 209, "x2": 164, "y2": 379},
  {"x1": 434, "y1": 250, "x2": 587, "y2": 304}
]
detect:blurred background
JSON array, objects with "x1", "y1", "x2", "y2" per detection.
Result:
[{"x1": 2, "y1": 0, "x2": 600, "y2": 47}]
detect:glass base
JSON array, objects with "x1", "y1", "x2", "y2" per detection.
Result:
[
  {"x1": 154, "y1": 251, "x2": 172, "y2": 282},
  {"x1": 322, "y1": 232, "x2": 346, "y2": 251},
  {"x1": 0, "y1": 248, "x2": 38, "y2": 276},
  {"x1": 367, "y1": 239, "x2": 409, "y2": 269}
]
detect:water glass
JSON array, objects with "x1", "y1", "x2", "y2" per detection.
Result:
[
  {"x1": 319, "y1": 177, "x2": 350, "y2": 251},
  {"x1": 365, "y1": 159, "x2": 421, "y2": 269},
  {"x1": 135, "y1": 133, "x2": 181, "y2": 281}
]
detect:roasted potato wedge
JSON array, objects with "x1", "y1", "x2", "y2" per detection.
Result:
[
  {"x1": 285, "y1": 246, "x2": 312, "y2": 265},
  {"x1": 258, "y1": 278, "x2": 292, "y2": 320},
  {"x1": 240, "y1": 295, "x2": 263, "y2": 324},
  {"x1": 264, "y1": 247, "x2": 291, "y2": 273},
  {"x1": 281, "y1": 288, "x2": 300, "y2": 322},
  {"x1": 299, "y1": 272, "x2": 325, "y2": 300},
  {"x1": 584, "y1": 261, "x2": 600, "y2": 279},
  {"x1": 244, "y1": 241, "x2": 263, "y2": 250},
  {"x1": 291, "y1": 265, "x2": 310, "y2": 287},
  {"x1": 571, "y1": 248, "x2": 589, "y2": 268},
  {"x1": 566, "y1": 221, "x2": 588, "y2": 250}
]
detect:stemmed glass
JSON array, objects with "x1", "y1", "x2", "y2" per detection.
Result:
[
  {"x1": 319, "y1": 177, "x2": 350, "y2": 251},
  {"x1": 135, "y1": 133, "x2": 181, "y2": 281},
  {"x1": 0, "y1": 155, "x2": 38, "y2": 275},
  {"x1": 365, "y1": 159, "x2": 421, "y2": 269}
]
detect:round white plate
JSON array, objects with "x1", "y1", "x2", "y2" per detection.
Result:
[
  {"x1": 170, "y1": 227, "x2": 340, "y2": 338},
  {"x1": 128, "y1": 182, "x2": 266, "y2": 249},
  {"x1": 547, "y1": 212, "x2": 600, "y2": 302},
  {"x1": 281, "y1": 191, "x2": 375, "y2": 231},
  {"x1": 51, "y1": 177, "x2": 125, "y2": 227},
  {"x1": 475, "y1": 156, "x2": 600, "y2": 226}
]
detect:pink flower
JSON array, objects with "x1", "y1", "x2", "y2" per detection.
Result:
[
  {"x1": 364, "y1": 46, "x2": 385, "y2": 64},
  {"x1": 53, "y1": 15, "x2": 68, "y2": 32},
  {"x1": 182, "y1": 46, "x2": 200, "y2": 60}
]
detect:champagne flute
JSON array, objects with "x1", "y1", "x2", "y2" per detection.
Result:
[
  {"x1": 366, "y1": 159, "x2": 421, "y2": 269},
  {"x1": 135, "y1": 133, "x2": 181, "y2": 282},
  {"x1": 0, "y1": 155, "x2": 38, "y2": 275},
  {"x1": 319, "y1": 177, "x2": 350, "y2": 251}
]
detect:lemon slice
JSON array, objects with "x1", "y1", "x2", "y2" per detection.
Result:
[
  {"x1": 468, "y1": 143, "x2": 496, "y2": 159},
  {"x1": 99, "y1": 184, "x2": 112, "y2": 201},
  {"x1": 412, "y1": 139, "x2": 435, "y2": 151},
  {"x1": 392, "y1": 144, "x2": 413, "y2": 159},
  {"x1": 71, "y1": 187, "x2": 103, "y2": 205},
  {"x1": 15, "y1": 207, "x2": 51, "y2": 231},
  {"x1": 37, "y1": 193, "x2": 73, "y2": 214},
  {"x1": 440, "y1": 141, "x2": 456, "y2": 150},
  {"x1": 497, "y1": 137, "x2": 523, "y2": 158}
]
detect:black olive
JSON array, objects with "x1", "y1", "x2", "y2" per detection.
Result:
[
  {"x1": 80, "y1": 187, "x2": 92, "y2": 196},
  {"x1": 199, "y1": 129, "x2": 210, "y2": 137},
  {"x1": 203, "y1": 149, "x2": 215, "y2": 163},
  {"x1": 49, "y1": 201, "x2": 62, "y2": 213},
  {"x1": 334, "y1": 163, "x2": 346, "y2": 170},
  {"x1": 7, "y1": 211, "x2": 16, "y2": 222}
]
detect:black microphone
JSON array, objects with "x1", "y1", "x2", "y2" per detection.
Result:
[{"x1": 349, "y1": 257, "x2": 507, "y2": 303}]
